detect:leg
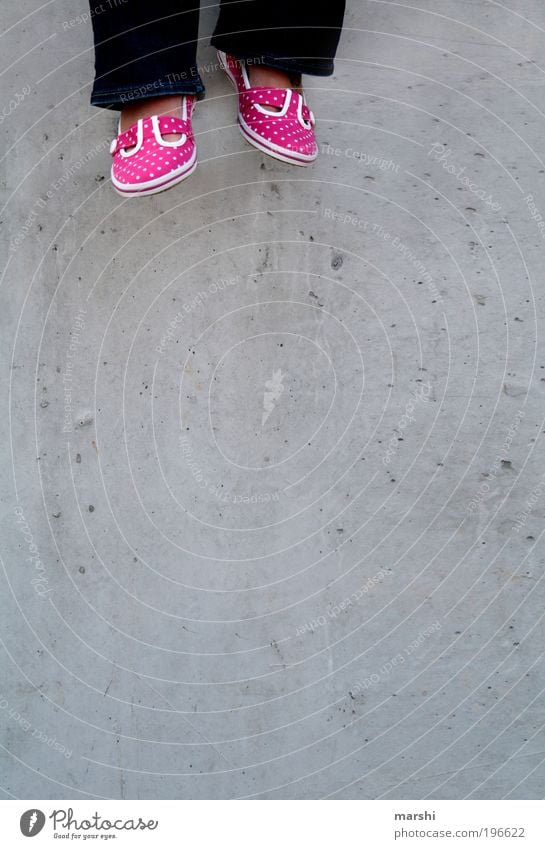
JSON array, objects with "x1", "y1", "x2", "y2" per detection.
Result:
[
  {"x1": 89, "y1": 0, "x2": 204, "y2": 110},
  {"x1": 212, "y1": 0, "x2": 346, "y2": 165},
  {"x1": 92, "y1": 2, "x2": 202, "y2": 196},
  {"x1": 211, "y1": 0, "x2": 346, "y2": 81}
]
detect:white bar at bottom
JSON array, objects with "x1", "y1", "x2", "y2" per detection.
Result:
[{"x1": 2, "y1": 799, "x2": 544, "y2": 848}]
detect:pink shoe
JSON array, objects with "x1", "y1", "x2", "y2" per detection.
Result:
[
  {"x1": 109, "y1": 95, "x2": 197, "y2": 197},
  {"x1": 218, "y1": 51, "x2": 317, "y2": 166}
]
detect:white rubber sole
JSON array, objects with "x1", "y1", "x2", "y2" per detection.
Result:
[
  {"x1": 238, "y1": 118, "x2": 317, "y2": 165},
  {"x1": 218, "y1": 50, "x2": 317, "y2": 167},
  {"x1": 112, "y1": 153, "x2": 197, "y2": 197}
]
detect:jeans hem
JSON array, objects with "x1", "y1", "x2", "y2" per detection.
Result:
[
  {"x1": 210, "y1": 39, "x2": 335, "y2": 77},
  {"x1": 90, "y1": 78, "x2": 205, "y2": 109}
]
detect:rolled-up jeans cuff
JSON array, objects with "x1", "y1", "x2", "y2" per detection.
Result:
[
  {"x1": 90, "y1": 77, "x2": 205, "y2": 109},
  {"x1": 211, "y1": 41, "x2": 335, "y2": 77}
]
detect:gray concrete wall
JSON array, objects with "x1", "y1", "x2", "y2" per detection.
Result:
[{"x1": 1, "y1": 0, "x2": 545, "y2": 799}]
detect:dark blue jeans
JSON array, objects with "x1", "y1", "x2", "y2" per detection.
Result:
[{"x1": 89, "y1": 0, "x2": 346, "y2": 108}]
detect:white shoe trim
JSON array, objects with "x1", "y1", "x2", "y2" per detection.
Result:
[
  {"x1": 238, "y1": 110, "x2": 316, "y2": 162},
  {"x1": 254, "y1": 89, "x2": 291, "y2": 117},
  {"x1": 119, "y1": 118, "x2": 143, "y2": 157},
  {"x1": 296, "y1": 94, "x2": 314, "y2": 129},
  {"x1": 151, "y1": 114, "x2": 188, "y2": 148},
  {"x1": 112, "y1": 159, "x2": 198, "y2": 197},
  {"x1": 112, "y1": 146, "x2": 197, "y2": 191}
]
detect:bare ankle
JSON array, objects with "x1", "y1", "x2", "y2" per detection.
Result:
[
  {"x1": 248, "y1": 64, "x2": 302, "y2": 92},
  {"x1": 120, "y1": 95, "x2": 184, "y2": 140}
]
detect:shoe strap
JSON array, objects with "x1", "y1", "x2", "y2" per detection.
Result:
[
  {"x1": 241, "y1": 87, "x2": 315, "y2": 127},
  {"x1": 111, "y1": 114, "x2": 193, "y2": 156}
]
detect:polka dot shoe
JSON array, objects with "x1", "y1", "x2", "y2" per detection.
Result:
[
  {"x1": 217, "y1": 51, "x2": 317, "y2": 166},
  {"x1": 109, "y1": 95, "x2": 197, "y2": 197}
]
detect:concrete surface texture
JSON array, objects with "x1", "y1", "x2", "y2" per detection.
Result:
[{"x1": 1, "y1": 0, "x2": 545, "y2": 800}]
